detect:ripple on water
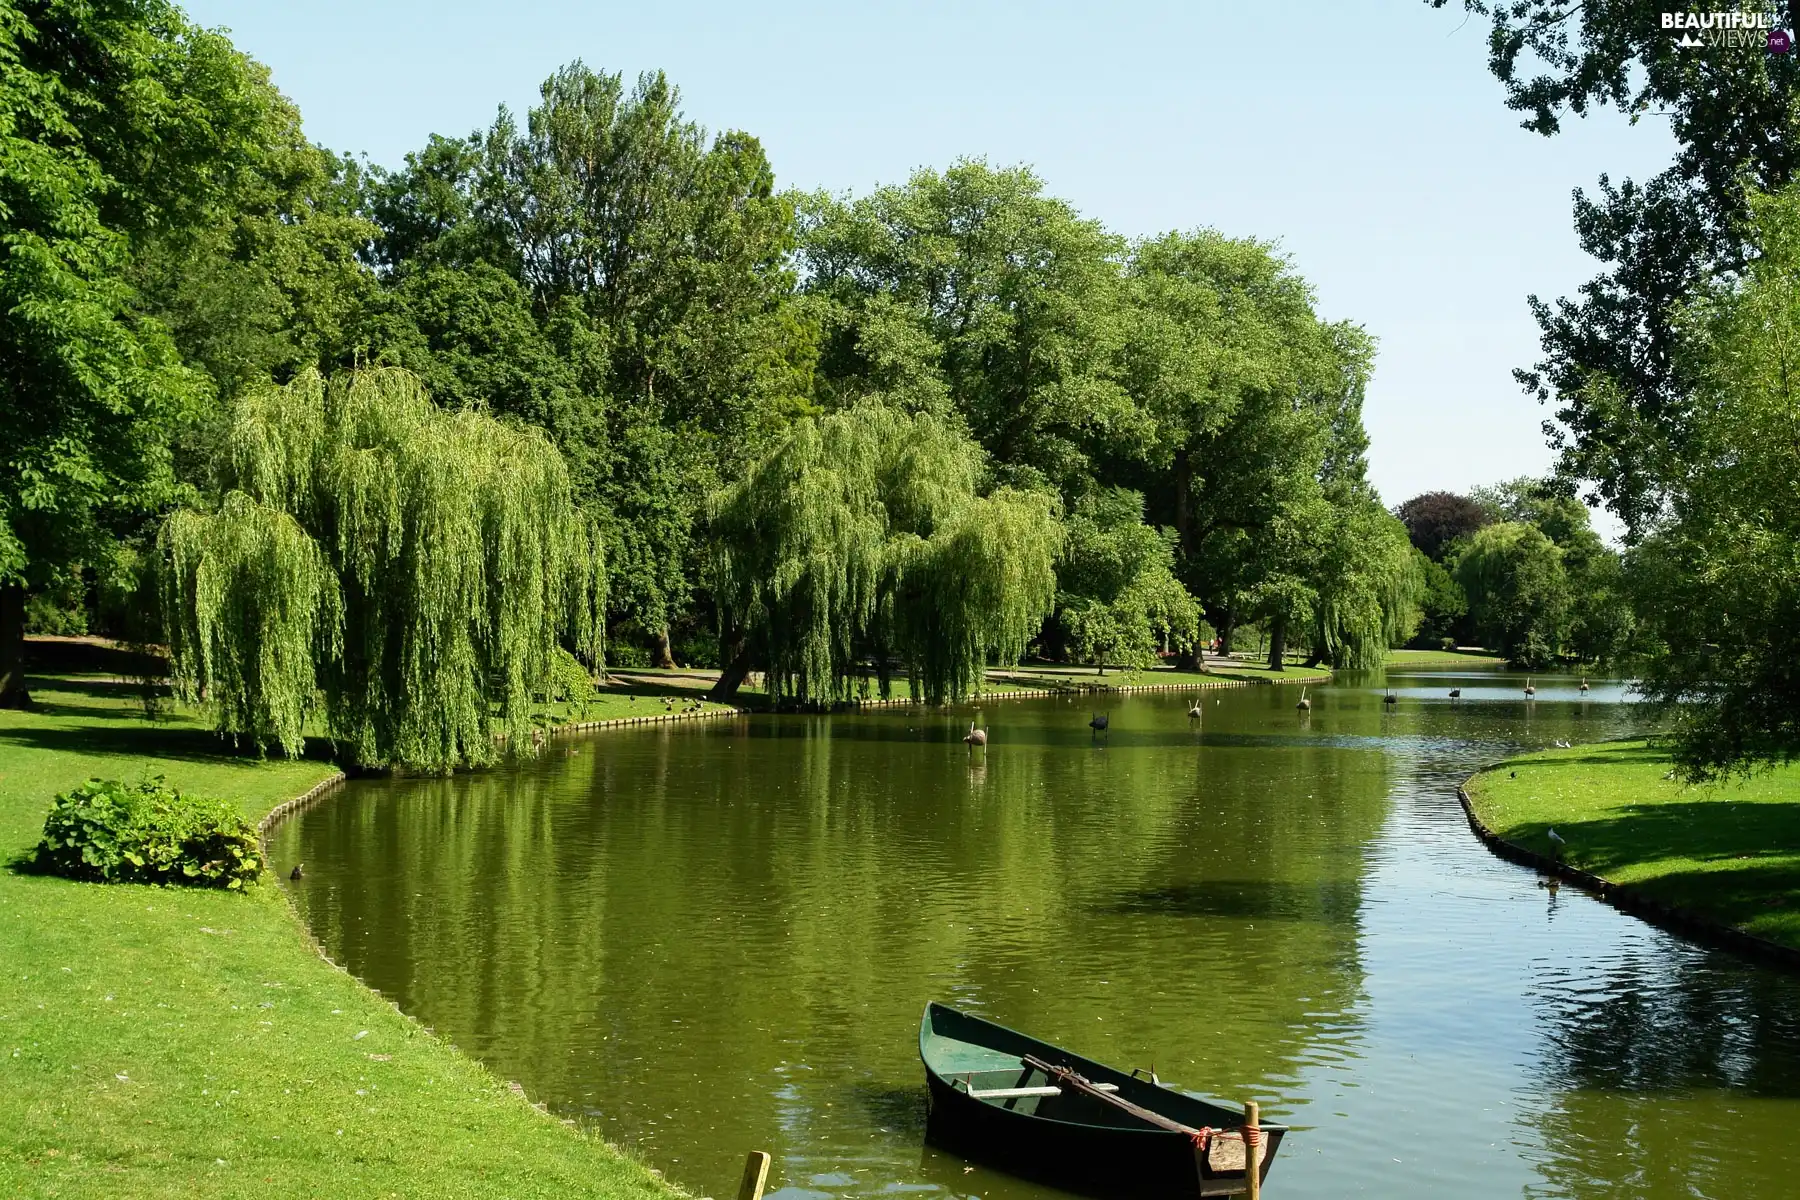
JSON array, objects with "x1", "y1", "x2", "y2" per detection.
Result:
[{"x1": 273, "y1": 674, "x2": 1800, "y2": 1200}]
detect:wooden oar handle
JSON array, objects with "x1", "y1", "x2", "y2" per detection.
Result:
[{"x1": 1020, "y1": 1054, "x2": 1198, "y2": 1137}]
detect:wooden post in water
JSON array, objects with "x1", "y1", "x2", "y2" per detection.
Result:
[
  {"x1": 737, "y1": 1150, "x2": 771, "y2": 1200},
  {"x1": 1242, "y1": 1101, "x2": 1261, "y2": 1200}
]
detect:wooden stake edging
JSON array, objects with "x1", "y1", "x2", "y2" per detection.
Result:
[
  {"x1": 736, "y1": 1150, "x2": 771, "y2": 1200},
  {"x1": 1243, "y1": 1101, "x2": 1261, "y2": 1200}
]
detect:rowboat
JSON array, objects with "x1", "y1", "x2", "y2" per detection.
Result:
[{"x1": 920, "y1": 1002, "x2": 1285, "y2": 1198}]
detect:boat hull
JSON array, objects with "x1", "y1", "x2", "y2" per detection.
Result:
[{"x1": 920, "y1": 1004, "x2": 1284, "y2": 1199}]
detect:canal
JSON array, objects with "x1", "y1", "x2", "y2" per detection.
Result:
[{"x1": 272, "y1": 670, "x2": 1800, "y2": 1199}]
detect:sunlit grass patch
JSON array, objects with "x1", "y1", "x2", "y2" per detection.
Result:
[
  {"x1": 0, "y1": 676, "x2": 683, "y2": 1198},
  {"x1": 1466, "y1": 740, "x2": 1800, "y2": 950}
]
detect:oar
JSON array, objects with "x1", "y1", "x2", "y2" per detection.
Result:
[{"x1": 1020, "y1": 1054, "x2": 1199, "y2": 1137}]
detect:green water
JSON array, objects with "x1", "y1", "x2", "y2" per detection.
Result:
[{"x1": 272, "y1": 671, "x2": 1800, "y2": 1199}]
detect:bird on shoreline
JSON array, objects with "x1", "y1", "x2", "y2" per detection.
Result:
[{"x1": 1547, "y1": 828, "x2": 1565, "y2": 858}]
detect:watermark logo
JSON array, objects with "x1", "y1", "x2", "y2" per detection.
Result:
[{"x1": 1662, "y1": 9, "x2": 1792, "y2": 50}]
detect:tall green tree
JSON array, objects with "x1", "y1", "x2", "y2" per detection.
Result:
[
  {"x1": 1472, "y1": 475, "x2": 1634, "y2": 663},
  {"x1": 475, "y1": 64, "x2": 815, "y2": 662},
  {"x1": 1433, "y1": 0, "x2": 1800, "y2": 534},
  {"x1": 160, "y1": 368, "x2": 604, "y2": 771},
  {"x1": 1053, "y1": 489, "x2": 1200, "y2": 671},
  {"x1": 1628, "y1": 185, "x2": 1800, "y2": 776},
  {"x1": 0, "y1": 0, "x2": 283, "y2": 706},
  {"x1": 1116, "y1": 231, "x2": 1374, "y2": 658},
  {"x1": 706, "y1": 405, "x2": 1060, "y2": 704},
  {"x1": 1453, "y1": 521, "x2": 1568, "y2": 667},
  {"x1": 801, "y1": 160, "x2": 1134, "y2": 493}
]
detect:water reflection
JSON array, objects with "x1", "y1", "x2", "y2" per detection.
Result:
[{"x1": 274, "y1": 671, "x2": 1800, "y2": 1200}]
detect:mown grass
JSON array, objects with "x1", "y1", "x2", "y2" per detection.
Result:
[
  {"x1": 989, "y1": 661, "x2": 1330, "y2": 691},
  {"x1": 0, "y1": 675, "x2": 682, "y2": 1199},
  {"x1": 1383, "y1": 648, "x2": 1506, "y2": 667},
  {"x1": 1465, "y1": 739, "x2": 1800, "y2": 951}
]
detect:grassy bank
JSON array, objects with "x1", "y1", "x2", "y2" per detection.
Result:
[
  {"x1": 987, "y1": 661, "x2": 1331, "y2": 691},
  {"x1": 0, "y1": 676, "x2": 681, "y2": 1199},
  {"x1": 1464, "y1": 740, "x2": 1800, "y2": 951},
  {"x1": 1383, "y1": 648, "x2": 1506, "y2": 667},
  {"x1": 590, "y1": 660, "x2": 1332, "y2": 707}
]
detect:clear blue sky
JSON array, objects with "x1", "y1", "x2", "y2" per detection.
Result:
[{"x1": 185, "y1": 0, "x2": 1675, "y2": 535}]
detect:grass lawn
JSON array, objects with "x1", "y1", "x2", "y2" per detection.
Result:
[
  {"x1": 989, "y1": 661, "x2": 1330, "y2": 691},
  {"x1": 0, "y1": 674, "x2": 681, "y2": 1199},
  {"x1": 1465, "y1": 739, "x2": 1800, "y2": 951},
  {"x1": 1383, "y1": 648, "x2": 1506, "y2": 667}
]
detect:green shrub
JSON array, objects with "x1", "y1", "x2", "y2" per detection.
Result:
[{"x1": 34, "y1": 778, "x2": 263, "y2": 889}]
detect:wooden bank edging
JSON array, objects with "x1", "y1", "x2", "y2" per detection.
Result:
[
  {"x1": 259, "y1": 706, "x2": 749, "y2": 838},
  {"x1": 1456, "y1": 773, "x2": 1800, "y2": 971},
  {"x1": 258, "y1": 770, "x2": 349, "y2": 837}
]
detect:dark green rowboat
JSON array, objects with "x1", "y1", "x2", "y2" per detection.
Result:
[{"x1": 920, "y1": 1003, "x2": 1286, "y2": 1198}]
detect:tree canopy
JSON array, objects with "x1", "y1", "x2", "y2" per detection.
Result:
[
  {"x1": 1432, "y1": 0, "x2": 1800, "y2": 535},
  {"x1": 1627, "y1": 185, "x2": 1800, "y2": 777},
  {"x1": 161, "y1": 368, "x2": 603, "y2": 771},
  {"x1": 0, "y1": 0, "x2": 287, "y2": 706},
  {"x1": 5, "y1": 28, "x2": 1429, "y2": 747},
  {"x1": 706, "y1": 405, "x2": 1059, "y2": 705}
]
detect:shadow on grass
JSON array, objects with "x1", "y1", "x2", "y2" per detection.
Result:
[
  {"x1": 0, "y1": 721, "x2": 339, "y2": 768},
  {"x1": 25, "y1": 675, "x2": 171, "y2": 703},
  {"x1": 1500, "y1": 746, "x2": 1669, "y2": 769}
]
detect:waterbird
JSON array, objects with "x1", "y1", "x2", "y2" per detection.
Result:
[
  {"x1": 1524, "y1": 678, "x2": 1536, "y2": 697},
  {"x1": 963, "y1": 721, "x2": 988, "y2": 748},
  {"x1": 1448, "y1": 687, "x2": 1461, "y2": 700},
  {"x1": 1382, "y1": 688, "x2": 1397, "y2": 707},
  {"x1": 1188, "y1": 700, "x2": 1203, "y2": 718},
  {"x1": 1579, "y1": 677, "x2": 1590, "y2": 693},
  {"x1": 1296, "y1": 687, "x2": 1311, "y2": 712},
  {"x1": 289, "y1": 864, "x2": 303, "y2": 880},
  {"x1": 1088, "y1": 712, "x2": 1110, "y2": 740}
]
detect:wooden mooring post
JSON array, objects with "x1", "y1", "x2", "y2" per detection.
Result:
[
  {"x1": 737, "y1": 1150, "x2": 771, "y2": 1200},
  {"x1": 1242, "y1": 1101, "x2": 1261, "y2": 1200}
]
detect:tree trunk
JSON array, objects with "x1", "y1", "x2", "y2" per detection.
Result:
[
  {"x1": 709, "y1": 626, "x2": 749, "y2": 700},
  {"x1": 651, "y1": 625, "x2": 676, "y2": 670},
  {"x1": 1267, "y1": 613, "x2": 1287, "y2": 672},
  {"x1": 1173, "y1": 447, "x2": 1192, "y2": 556},
  {"x1": 710, "y1": 645, "x2": 753, "y2": 700},
  {"x1": 0, "y1": 583, "x2": 29, "y2": 709},
  {"x1": 1219, "y1": 614, "x2": 1235, "y2": 657}
]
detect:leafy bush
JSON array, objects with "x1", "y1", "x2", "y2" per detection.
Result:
[
  {"x1": 608, "y1": 641, "x2": 650, "y2": 668},
  {"x1": 544, "y1": 646, "x2": 596, "y2": 717},
  {"x1": 34, "y1": 778, "x2": 263, "y2": 889}
]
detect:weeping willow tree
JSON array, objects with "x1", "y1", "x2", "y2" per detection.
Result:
[
  {"x1": 1307, "y1": 501, "x2": 1423, "y2": 669},
  {"x1": 160, "y1": 368, "x2": 605, "y2": 771},
  {"x1": 707, "y1": 404, "x2": 1060, "y2": 705}
]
